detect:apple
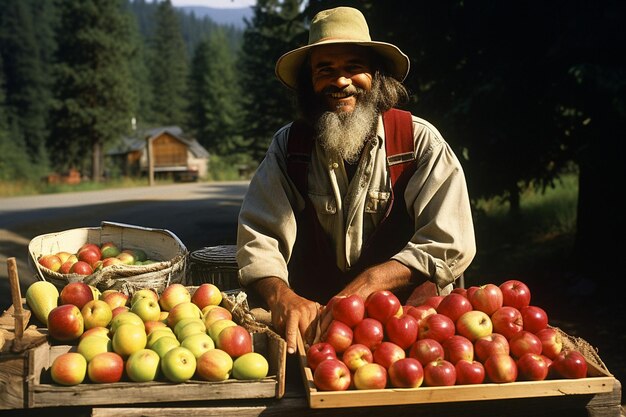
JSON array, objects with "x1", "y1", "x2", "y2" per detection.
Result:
[
  {"x1": 116, "y1": 251, "x2": 135, "y2": 265},
  {"x1": 385, "y1": 313, "x2": 418, "y2": 350},
  {"x1": 208, "y1": 318, "x2": 238, "y2": 341},
  {"x1": 130, "y1": 297, "x2": 161, "y2": 322},
  {"x1": 535, "y1": 327, "x2": 563, "y2": 359},
  {"x1": 130, "y1": 288, "x2": 159, "y2": 307},
  {"x1": 87, "y1": 351, "x2": 124, "y2": 383},
  {"x1": 89, "y1": 285, "x2": 101, "y2": 301},
  {"x1": 77, "y1": 334, "x2": 112, "y2": 362},
  {"x1": 352, "y1": 317, "x2": 384, "y2": 351},
  {"x1": 126, "y1": 348, "x2": 161, "y2": 382},
  {"x1": 111, "y1": 305, "x2": 130, "y2": 318},
  {"x1": 442, "y1": 334, "x2": 474, "y2": 364},
  {"x1": 455, "y1": 359, "x2": 485, "y2": 384},
  {"x1": 408, "y1": 338, "x2": 444, "y2": 366},
  {"x1": 418, "y1": 313, "x2": 455, "y2": 343},
  {"x1": 80, "y1": 326, "x2": 110, "y2": 341},
  {"x1": 50, "y1": 352, "x2": 87, "y2": 386},
  {"x1": 423, "y1": 358, "x2": 456, "y2": 386},
  {"x1": 81, "y1": 299, "x2": 112, "y2": 329},
  {"x1": 202, "y1": 305, "x2": 233, "y2": 328},
  {"x1": 508, "y1": 330, "x2": 542, "y2": 359},
  {"x1": 455, "y1": 310, "x2": 493, "y2": 342},
  {"x1": 78, "y1": 248, "x2": 101, "y2": 267},
  {"x1": 150, "y1": 336, "x2": 181, "y2": 358},
  {"x1": 109, "y1": 311, "x2": 144, "y2": 334},
  {"x1": 176, "y1": 320, "x2": 207, "y2": 341},
  {"x1": 550, "y1": 350, "x2": 588, "y2": 379},
  {"x1": 196, "y1": 348, "x2": 233, "y2": 381},
  {"x1": 69, "y1": 260, "x2": 94, "y2": 276},
  {"x1": 365, "y1": 290, "x2": 402, "y2": 324},
  {"x1": 353, "y1": 362, "x2": 388, "y2": 390},
  {"x1": 181, "y1": 332, "x2": 215, "y2": 358},
  {"x1": 161, "y1": 346, "x2": 196, "y2": 383},
  {"x1": 166, "y1": 301, "x2": 202, "y2": 329},
  {"x1": 59, "y1": 255, "x2": 78, "y2": 274},
  {"x1": 102, "y1": 290, "x2": 129, "y2": 310},
  {"x1": 111, "y1": 323, "x2": 147, "y2": 358},
  {"x1": 372, "y1": 341, "x2": 405, "y2": 369},
  {"x1": 146, "y1": 328, "x2": 176, "y2": 348},
  {"x1": 388, "y1": 357, "x2": 424, "y2": 388},
  {"x1": 330, "y1": 294, "x2": 365, "y2": 328},
  {"x1": 520, "y1": 305, "x2": 548, "y2": 333},
  {"x1": 191, "y1": 283, "x2": 223, "y2": 310},
  {"x1": 59, "y1": 281, "x2": 94, "y2": 310},
  {"x1": 215, "y1": 324, "x2": 253, "y2": 358},
  {"x1": 436, "y1": 293, "x2": 473, "y2": 322},
  {"x1": 159, "y1": 283, "x2": 191, "y2": 311},
  {"x1": 313, "y1": 358, "x2": 351, "y2": 391},
  {"x1": 233, "y1": 352, "x2": 269, "y2": 380},
  {"x1": 499, "y1": 279, "x2": 531, "y2": 310},
  {"x1": 100, "y1": 241, "x2": 121, "y2": 259},
  {"x1": 55, "y1": 251, "x2": 73, "y2": 263},
  {"x1": 47, "y1": 304, "x2": 84, "y2": 341},
  {"x1": 306, "y1": 342, "x2": 337, "y2": 371},
  {"x1": 484, "y1": 353, "x2": 518, "y2": 383},
  {"x1": 174, "y1": 317, "x2": 206, "y2": 336},
  {"x1": 405, "y1": 304, "x2": 436, "y2": 327},
  {"x1": 38, "y1": 254, "x2": 63, "y2": 272},
  {"x1": 424, "y1": 295, "x2": 444, "y2": 309},
  {"x1": 341, "y1": 343, "x2": 373, "y2": 372},
  {"x1": 144, "y1": 320, "x2": 168, "y2": 335},
  {"x1": 125, "y1": 248, "x2": 147, "y2": 262},
  {"x1": 491, "y1": 306, "x2": 524, "y2": 340},
  {"x1": 79, "y1": 243, "x2": 101, "y2": 257},
  {"x1": 101, "y1": 257, "x2": 123, "y2": 268},
  {"x1": 451, "y1": 287, "x2": 468, "y2": 297},
  {"x1": 516, "y1": 352, "x2": 549, "y2": 381},
  {"x1": 467, "y1": 283, "x2": 503, "y2": 315},
  {"x1": 474, "y1": 333, "x2": 510, "y2": 362},
  {"x1": 321, "y1": 320, "x2": 353, "y2": 354}
]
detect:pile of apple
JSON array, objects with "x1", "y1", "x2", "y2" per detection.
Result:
[
  {"x1": 37, "y1": 241, "x2": 159, "y2": 276},
  {"x1": 308, "y1": 280, "x2": 588, "y2": 391},
  {"x1": 25, "y1": 281, "x2": 269, "y2": 386}
]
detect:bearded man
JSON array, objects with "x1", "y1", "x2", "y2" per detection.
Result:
[{"x1": 236, "y1": 7, "x2": 476, "y2": 354}]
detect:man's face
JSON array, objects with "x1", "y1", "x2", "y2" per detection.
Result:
[{"x1": 309, "y1": 44, "x2": 373, "y2": 114}]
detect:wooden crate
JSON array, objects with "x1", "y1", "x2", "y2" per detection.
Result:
[{"x1": 296, "y1": 333, "x2": 617, "y2": 409}]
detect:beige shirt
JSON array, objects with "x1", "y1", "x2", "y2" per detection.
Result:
[{"x1": 237, "y1": 114, "x2": 476, "y2": 293}]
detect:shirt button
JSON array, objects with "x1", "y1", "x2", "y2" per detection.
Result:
[{"x1": 331, "y1": 162, "x2": 339, "y2": 169}]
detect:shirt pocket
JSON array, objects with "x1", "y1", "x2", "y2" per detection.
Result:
[
  {"x1": 308, "y1": 193, "x2": 337, "y2": 215},
  {"x1": 365, "y1": 190, "x2": 390, "y2": 214}
]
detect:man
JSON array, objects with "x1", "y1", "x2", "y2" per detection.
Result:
[{"x1": 237, "y1": 7, "x2": 476, "y2": 354}]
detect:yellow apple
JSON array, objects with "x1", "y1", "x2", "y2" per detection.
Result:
[{"x1": 111, "y1": 324, "x2": 147, "y2": 358}]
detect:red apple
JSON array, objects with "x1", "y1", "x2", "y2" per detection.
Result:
[
  {"x1": 59, "y1": 255, "x2": 79, "y2": 274},
  {"x1": 405, "y1": 304, "x2": 436, "y2": 327},
  {"x1": 321, "y1": 320, "x2": 353, "y2": 354},
  {"x1": 535, "y1": 327, "x2": 563, "y2": 359},
  {"x1": 341, "y1": 343, "x2": 373, "y2": 372},
  {"x1": 385, "y1": 313, "x2": 418, "y2": 350},
  {"x1": 442, "y1": 335, "x2": 474, "y2": 364},
  {"x1": 491, "y1": 306, "x2": 524, "y2": 340},
  {"x1": 50, "y1": 352, "x2": 87, "y2": 385},
  {"x1": 365, "y1": 290, "x2": 402, "y2": 324},
  {"x1": 59, "y1": 281, "x2": 94, "y2": 310},
  {"x1": 372, "y1": 341, "x2": 405, "y2": 369},
  {"x1": 215, "y1": 325, "x2": 253, "y2": 358},
  {"x1": 436, "y1": 293, "x2": 473, "y2": 322},
  {"x1": 87, "y1": 351, "x2": 124, "y2": 383},
  {"x1": 313, "y1": 358, "x2": 351, "y2": 391},
  {"x1": 451, "y1": 287, "x2": 468, "y2": 297},
  {"x1": 484, "y1": 353, "x2": 518, "y2": 383},
  {"x1": 455, "y1": 359, "x2": 485, "y2": 385},
  {"x1": 474, "y1": 333, "x2": 510, "y2": 363},
  {"x1": 516, "y1": 352, "x2": 549, "y2": 381},
  {"x1": 499, "y1": 279, "x2": 531, "y2": 310},
  {"x1": 418, "y1": 313, "x2": 455, "y2": 343},
  {"x1": 190, "y1": 283, "x2": 223, "y2": 310},
  {"x1": 38, "y1": 254, "x2": 62, "y2": 272},
  {"x1": 455, "y1": 310, "x2": 493, "y2": 342},
  {"x1": 79, "y1": 243, "x2": 102, "y2": 258},
  {"x1": 352, "y1": 317, "x2": 384, "y2": 351},
  {"x1": 306, "y1": 342, "x2": 337, "y2": 372},
  {"x1": 331, "y1": 294, "x2": 365, "y2": 328},
  {"x1": 408, "y1": 338, "x2": 444, "y2": 366},
  {"x1": 423, "y1": 358, "x2": 456, "y2": 387},
  {"x1": 388, "y1": 357, "x2": 424, "y2": 388},
  {"x1": 520, "y1": 305, "x2": 548, "y2": 333},
  {"x1": 78, "y1": 248, "x2": 101, "y2": 267},
  {"x1": 508, "y1": 330, "x2": 542, "y2": 359},
  {"x1": 467, "y1": 283, "x2": 503, "y2": 315},
  {"x1": 550, "y1": 350, "x2": 588, "y2": 379},
  {"x1": 47, "y1": 304, "x2": 84, "y2": 341},
  {"x1": 353, "y1": 362, "x2": 388, "y2": 390},
  {"x1": 424, "y1": 295, "x2": 444, "y2": 309},
  {"x1": 69, "y1": 260, "x2": 94, "y2": 276}
]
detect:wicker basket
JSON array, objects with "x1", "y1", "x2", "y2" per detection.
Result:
[
  {"x1": 188, "y1": 245, "x2": 240, "y2": 290},
  {"x1": 28, "y1": 221, "x2": 188, "y2": 295}
]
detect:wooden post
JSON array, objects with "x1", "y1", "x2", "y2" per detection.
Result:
[
  {"x1": 7, "y1": 257, "x2": 24, "y2": 340},
  {"x1": 147, "y1": 137, "x2": 154, "y2": 186}
]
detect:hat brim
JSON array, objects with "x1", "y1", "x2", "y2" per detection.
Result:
[{"x1": 275, "y1": 39, "x2": 410, "y2": 90}]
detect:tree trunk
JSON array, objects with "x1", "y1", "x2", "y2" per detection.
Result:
[{"x1": 92, "y1": 141, "x2": 102, "y2": 183}]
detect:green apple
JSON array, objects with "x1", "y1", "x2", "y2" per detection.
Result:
[
  {"x1": 50, "y1": 352, "x2": 87, "y2": 386},
  {"x1": 109, "y1": 311, "x2": 144, "y2": 334},
  {"x1": 159, "y1": 283, "x2": 191, "y2": 312},
  {"x1": 146, "y1": 328, "x2": 176, "y2": 349},
  {"x1": 208, "y1": 319, "x2": 237, "y2": 342},
  {"x1": 166, "y1": 301, "x2": 202, "y2": 329},
  {"x1": 174, "y1": 319, "x2": 206, "y2": 339},
  {"x1": 81, "y1": 299, "x2": 113, "y2": 329},
  {"x1": 77, "y1": 334, "x2": 113, "y2": 362},
  {"x1": 180, "y1": 332, "x2": 215, "y2": 358},
  {"x1": 150, "y1": 335, "x2": 180, "y2": 358},
  {"x1": 25, "y1": 280, "x2": 59, "y2": 326},
  {"x1": 173, "y1": 317, "x2": 205, "y2": 337},
  {"x1": 126, "y1": 348, "x2": 161, "y2": 382},
  {"x1": 111, "y1": 323, "x2": 147, "y2": 358},
  {"x1": 196, "y1": 348, "x2": 233, "y2": 382},
  {"x1": 131, "y1": 288, "x2": 159, "y2": 307},
  {"x1": 124, "y1": 248, "x2": 147, "y2": 262},
  {"x1": 130, "y1": 298, "x2": 161, "y2": 322},
  {"x1": 232, "y1": 352, "x2": 269, "y2": 380},
  {"x1": 100, "y1": 242, "x2": 121, "y2": 259},
  {"x1": 161, "y1": 346, "x2": 196, "y2": 383}
]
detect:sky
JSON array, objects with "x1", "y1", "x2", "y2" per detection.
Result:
[{"x1": 169, "y1": 0, "x2": 256, "y2": 8}]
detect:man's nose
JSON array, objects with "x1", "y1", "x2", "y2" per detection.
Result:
[{"x1": 332, "y1": 75, "x2": 352, "y2": 88}]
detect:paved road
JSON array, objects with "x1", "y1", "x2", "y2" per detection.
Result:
[{"x1": 0, "y1": 181, "x2": 249, "y2": 311}]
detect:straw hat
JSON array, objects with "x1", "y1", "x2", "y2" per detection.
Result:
[{"x1": 275, "y1": 7, "x2": 410, "y2": 89}]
